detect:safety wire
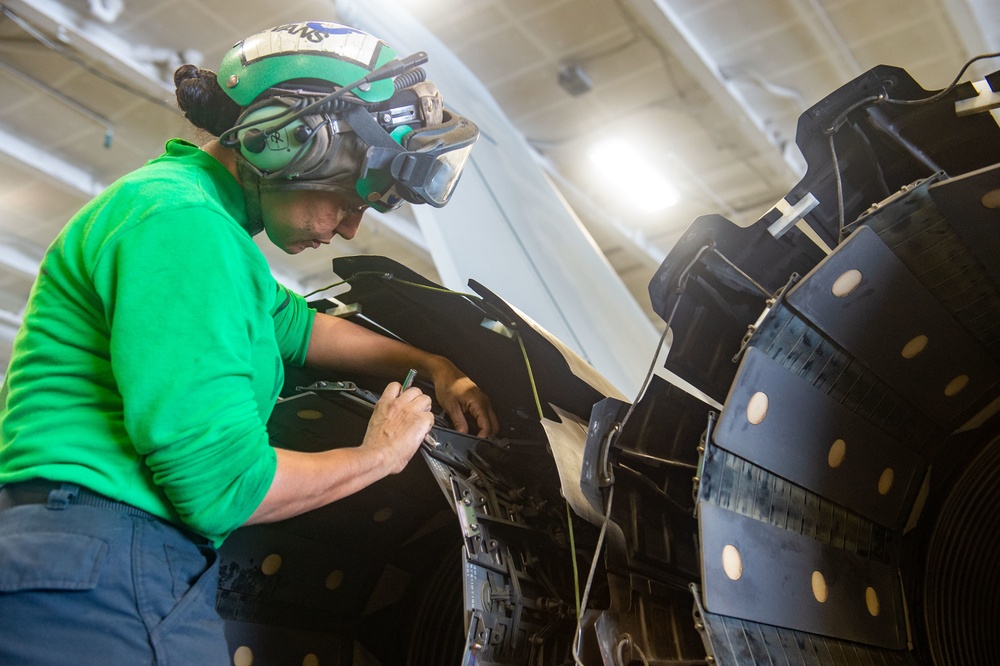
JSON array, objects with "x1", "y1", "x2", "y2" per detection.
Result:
[
  {"x1": 821, "y1": 51, "x2": 1000, "y2": 244},
  {"x1": 616, "y1": 633, "x2": 651, "y2": 666},
  {"x1": 514, "y1": 326, "x2": 546, "y2": 424},
  {"x1": 302, "y1": 279, "x2": 349, "y2": 299},
  {"x1": 821, "y1": 92, "x2": 886, "y2": 244},
  {"x1": 883, "y1": 51, "x2": 1000, "y2": 107},
  {"x1": 709, "y1": 247, "x2": 774, "y2": 299},
  {"x1": 565, "y1": 496, "x2": 582, "y2": 622},
  {"x1": 571, "y1": 248, "x2": 699, "y2": 665},
  {"x1": 828, "y1": 132, "x2": 847, "y2": 243},
  {"x1": 303, "y1": 272, "x2": 483, "y2": 301},
  {"x1": 615, "y1": 244, "x2": 707, "y2": 433},
  {"x1": 571, "y1": 484, "x2": 616, "y2": 666},
  {"x1": 513, "y1": 323, "x2": 580, "y2": 619}
]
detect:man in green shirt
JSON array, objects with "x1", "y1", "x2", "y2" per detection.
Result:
[{"x1": 0, "y1": 21, "x2": 497, "y2": 664}]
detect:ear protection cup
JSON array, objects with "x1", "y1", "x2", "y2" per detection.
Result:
[{"x1": 230, "y1": 100, "x2": 333, "y2": 177}]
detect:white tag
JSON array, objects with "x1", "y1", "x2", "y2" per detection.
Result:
[{"x1": 241, "y1": 22, "x2": 382, "y2": 69}]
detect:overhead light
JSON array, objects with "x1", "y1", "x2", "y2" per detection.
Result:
[
  {"x1": 558, "y1": 65, "x2": 592, "y2": 96},
  {"x1": 589, "y1": 140, "x2": 679, "y2": 212}
]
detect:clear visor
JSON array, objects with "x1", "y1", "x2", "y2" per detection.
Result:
[
  {"x1": 390, "y1": 114, "x2": 479, "y2": 207},
  {"x1": 413, "y1": 142, "x2": 475, "y2": 206}
]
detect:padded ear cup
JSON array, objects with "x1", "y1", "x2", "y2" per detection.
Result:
[{"x1": 233, "y1": 102, "x2": 332, "y2": 177}]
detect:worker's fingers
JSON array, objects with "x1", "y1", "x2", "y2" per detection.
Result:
[
  {"x1": 447, "y1": 404, "x2": 470, "y2": 435},
  {"x1": 367, "y1": 383, "x2": 436, "y2": 473},
  {"x1": 380, "y1": 381, "x2": 432, "y2": 409},
  {"x1": 468, "y1": 397, "x2": 500, "y2": 438}
]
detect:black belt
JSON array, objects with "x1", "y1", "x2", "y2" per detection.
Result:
[
  {"x1": 0, "y1": 480, "x2": 209, "y2": 547},
  {"x1": 0, "y1": 480, "x2": 162, "y2": 520}
]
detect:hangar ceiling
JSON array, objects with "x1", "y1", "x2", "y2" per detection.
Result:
[{"x1": 0, "y1": 0, "x2": 997, "y2": 371}]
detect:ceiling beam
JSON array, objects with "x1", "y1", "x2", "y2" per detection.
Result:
[
  {"x1": 799, "y1": 0, "x2": 863, "y2": 79},
  {"x1": 0, "y1": 230, "x2": 44, "y2": 277},
  {"x1": 623, "y1": 0, "x2": 803, "y2": 183},
  {"x1": 0, "y1": 127, "x2": 105, "y2": 197},
  {"x1": 0, "y1": 303, "x2": 22, "y2": 346},
  {"x1": 3, "y1": 0, "x2": 174, "y2": 99}
]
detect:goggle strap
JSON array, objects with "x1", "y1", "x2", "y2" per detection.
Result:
[{"x1": 344, "y1": 103, "x2": 405, "y2": 154}]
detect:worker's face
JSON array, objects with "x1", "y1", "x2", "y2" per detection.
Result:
[{"x1": 260, "y1": 189, "x2": 368, "y2": 254}]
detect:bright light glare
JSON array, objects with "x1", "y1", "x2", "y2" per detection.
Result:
[{"x1": 589, "y1": 140, "x2": 679, "y2": 212}]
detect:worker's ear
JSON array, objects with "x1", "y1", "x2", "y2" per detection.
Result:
[{"x1": 221, "y1": 98, "x2": 333, "y2": 178}]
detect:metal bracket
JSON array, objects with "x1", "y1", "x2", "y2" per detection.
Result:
[
  {"x1": 297, "y1": 380, "x2": 359, "y2": 393},
  {"x1": 955, "y1": 79, "x2": 1000, "y2": 118},
  {"x1": 767, "y1": 192, "x2": 820, "y2": 239}
]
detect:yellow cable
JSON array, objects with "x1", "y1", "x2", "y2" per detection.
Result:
[
  {"x1": 515, "y1": 328, "x2": 583, "y2": 621},
  {"x1": 515, "y1": 329, "x2": 544, "y2": 420},
  {"x1": 566, "y1": 498, "x2": 582, "y2": 619}
]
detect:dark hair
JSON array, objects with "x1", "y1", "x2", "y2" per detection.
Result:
[{"x1": 174, "y1": 64, "x2": 243, "y2": 137}]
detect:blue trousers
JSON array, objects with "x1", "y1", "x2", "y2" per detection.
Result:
[{"x1": 0, "y1": 484, "x2": 230, "y2": 665}]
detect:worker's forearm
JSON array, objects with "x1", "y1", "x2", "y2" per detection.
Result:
[
  {"x1": 244, "y1": 446, "x2": 390, "y2": 524},
  {"x1": 304, "y1": 310, "x2": 499, "y2": 437},
  {"x1": 304, "y1": 311, "x2": 448, "y2": 378},
  {"x1": 244, "y1": 380, "x2": 435, "y2": 526}
]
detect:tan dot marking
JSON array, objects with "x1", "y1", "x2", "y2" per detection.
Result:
[
  {"x1": 325, "y1": 569, "x2": 344, "y2": 591},
  {"x1": 233, "y1": 646, "x2": 254, "y2": 666},
  {"x1": 746, "y1": 392, "x2": 769, "y2": 425},
  {"x1": 878, "y1": 468, "x2": 894, "y2": 496},
  {"x1": 297, "y1": 409, "x2": 324, "y2": 420},
  {"x1": 812, "y1": 571, "x2": 828, "y2": 603},
  {"x1": 722, "y1": 544, "x2": 743, "y2": 581},
  {"x1": 945, "y1": 375, "x2": 969, "y2": 397},
  {"x1": 261, "y1": 554, "x2": 282, "y2": 576},
  {"x1": 831, "y1": 269, "x2": 863, "y2": 297},
  {"x1": 981, "y1": 188, "x2": 1000, "y2": 208},
  {"x1": 901, "y1": 335, "x2": 928, "y2": 359},
  {"x1": 866, "y1": 586, "x2": 881, "y2": 616},
  {"x1": 828, "y1": 439, "x2": 847, "y2": 468}
]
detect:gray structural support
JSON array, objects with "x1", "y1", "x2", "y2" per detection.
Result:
[{"x1": 339, "y1": 0, "x2": 663, "y2": 396}]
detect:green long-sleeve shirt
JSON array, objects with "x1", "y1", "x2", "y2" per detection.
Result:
[{"x1": 0, "y1": 139, "x2": 314, "y2": 546}]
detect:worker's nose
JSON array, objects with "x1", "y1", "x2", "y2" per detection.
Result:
[{"x1": 336, "y1": 212, "x2": 363, "y2": 240}]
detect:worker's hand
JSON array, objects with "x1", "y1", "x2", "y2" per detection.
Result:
[
  {"x1": 429, "y1": 359, "x2": 499, "y2": 438},
  {"x1": 363, "y1": 381, "x2": 435, "y2": 474}
]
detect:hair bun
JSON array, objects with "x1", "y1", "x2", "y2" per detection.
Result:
[
  {"x1": 173, "y1": 64, "x2": 201, "y2": 87},
  {"x1": 174, "y1": 64, "x2": 242, "y2": 137}
]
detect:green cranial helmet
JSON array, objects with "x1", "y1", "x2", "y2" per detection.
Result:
[
  {"x1": 218, "y1": 20, "x2": 480, "y2": 221},
  {"x1": 218, "y1": 21, "x2": 398, "y2": 105}
]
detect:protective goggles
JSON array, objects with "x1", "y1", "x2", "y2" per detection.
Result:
[{"x1": 355, "y1": 111, "x2": 479, "y2": 211}]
